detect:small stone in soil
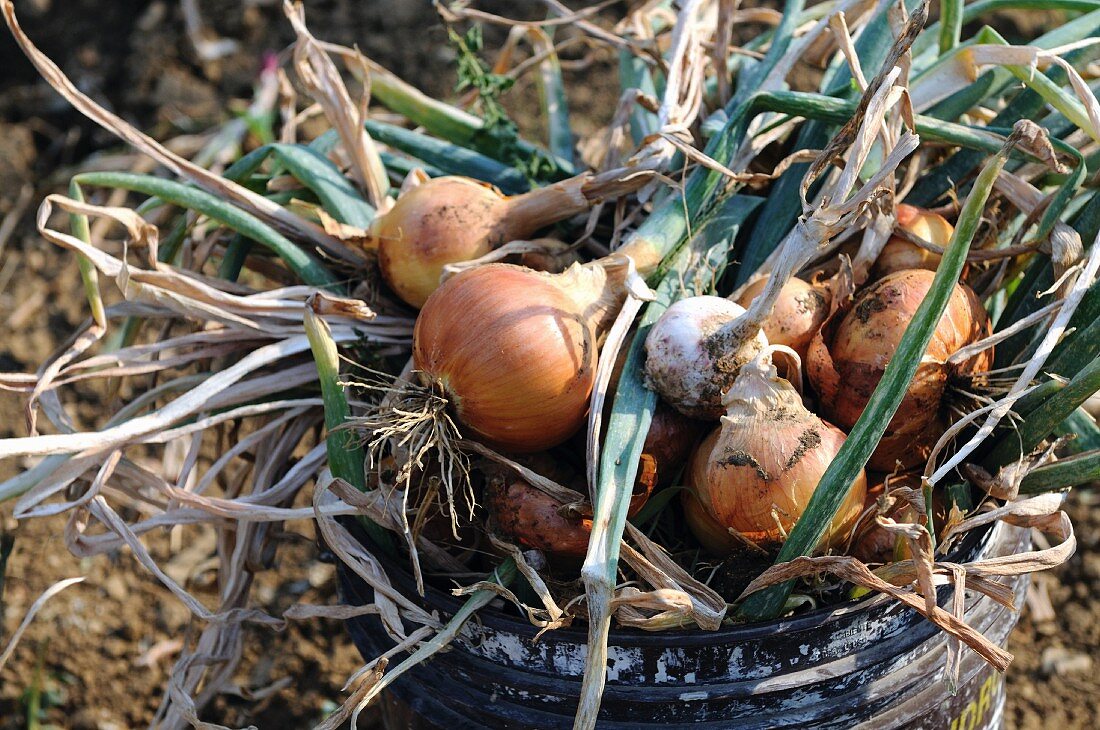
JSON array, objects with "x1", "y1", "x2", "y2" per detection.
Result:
[{"x1": 1040, "y1": 646, "x2": 1093, "y2": 677}]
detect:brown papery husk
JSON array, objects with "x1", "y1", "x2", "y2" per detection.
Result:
[
  {"x1": 807, "y1": 268, "x2": 991, "y2": 472},
  {"x1": 518, "y1": 239, "x2": 582, "y2": 273},
  {"x1": 850, "y1": 474, "x2": 950, "y2": 564},
  {"x1": 683, "y1": 353, "x2": 867, "y2": 556}
]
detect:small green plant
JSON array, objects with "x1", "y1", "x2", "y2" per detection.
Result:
[{"x1": 449, "y1": 25, "x2": 563, "y2": 182}]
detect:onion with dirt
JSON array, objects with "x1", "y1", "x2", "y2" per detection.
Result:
[
  {"x1": 683, "y1": 349, "x2": 867, "y2": 554},
  {"x1": 643, "y1": 295, "x2": 769, "y2": 419},
  {"x1": 807, "y1": 268, "x2": 992, "y2": 471},
  {"x1": 735, "y1": 276, "x2": 830, "y2": 367}
]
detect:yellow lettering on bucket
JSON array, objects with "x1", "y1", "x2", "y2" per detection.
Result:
[
  {"x1": 976, "y1": 674, "x2": 995, "y2": 720},
  {"x1": 948, "y1": 674, "x2": 1001, "y2": 730}
]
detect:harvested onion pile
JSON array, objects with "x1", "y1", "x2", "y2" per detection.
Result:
[{"x1": 1, "y1": 0, "x2": 1096, "y2": 726}]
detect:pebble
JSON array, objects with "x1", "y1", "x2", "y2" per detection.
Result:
[
  {"x1": 1040, "y1": 646, "x2": 1093, "y2": 677},
  {"x1": 103, "y1": 574, "x2": 129, "y2": 602}
]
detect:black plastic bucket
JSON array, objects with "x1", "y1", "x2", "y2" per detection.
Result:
[{"x1": 339, "y1": 521, "x2": 1029, "y2": 729}]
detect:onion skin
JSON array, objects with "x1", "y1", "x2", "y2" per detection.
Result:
[
  {"x1": 683, "y1": 356, "x2": 867, "y2": 555},
  {"x1": 644, "y1": 296, "x2": 768, "y2": 419},
  {"x1": 644, "y1": 403, "x2": 706, "y2": 485},
  {"x1": 736, "y1": 277, "x2": 830, "y2": 364},
  {"x1": 374, "y1": 176, "x2": 593, "y2": 308},
  {"x1": 851, "y1": 475, "x2": 949, "y2": 564},
  {"x1": 488, "y1": 473, "x2": 651, "y2": 560},
  {"x1": 871, "y1": 204, "x2": 952, "y2": 280},
  {"x1": 414, "y1": 261, "x2": 620, "y2": 452},
  {"x1": 808, "y1": 268, "x2": 991, "y2": 471}
]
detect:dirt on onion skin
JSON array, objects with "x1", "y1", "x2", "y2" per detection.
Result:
[{"x1": 0, "y1": 1, "x2": 1095, "y2": 728}]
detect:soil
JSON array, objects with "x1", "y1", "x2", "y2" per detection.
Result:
[{"x1": 0, "y1": 1, "x2": 1095, "y2": 728}]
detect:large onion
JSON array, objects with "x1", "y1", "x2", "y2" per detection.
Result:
[
  {"x1": 371, "y1": 176, "x2": 595, "y2": 308},
  {"x1": 871, "y1": 204, "x2": 952, "y2": 279},
  {"x1": 807, "y1": 268, "x2": 991, "y2": 471},
  {"x1": 683, "y1": 351, "x2": 867, "y2": 555},
  {"x1": 413, "y1": 257, "x2": 632, "y2": 452}
]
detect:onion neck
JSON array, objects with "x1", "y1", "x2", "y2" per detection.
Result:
[
  {"x1": 498, "y1": 175, "x2": 594, "y2": 240},
  {"x1": 721, "y1": 348, "x2": 805, "y2": 422},
  {"x1": 554, "y1": 254, "x2": 639, "y2": 334}
]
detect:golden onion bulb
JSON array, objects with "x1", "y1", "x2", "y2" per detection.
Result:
[
  {"x1": 683, "y1": 352, "x2": 867, "y2": 554},
  {"x1": 373, "y1": 176, "x2": 592, "y2": 308},
  {"x1": 871, "y1": 204, "x2": 953, "y2": 280},
  {"x1": 807, "y1": 269, "x2": 991, "y2": 471},
  {"x1": 413, "y1": 260, "x2": 625, "y2": 452}
]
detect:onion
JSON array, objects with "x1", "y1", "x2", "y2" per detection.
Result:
[
  {"x1": 871, "y1": 204, "x2": 952, "y2": 280},
  {"x1": 735, "y1": 277, "x2": 830, "y2": 365},
  {"x1": 371, "y1": 176, "x2": 595, "y2": 308},
  {"x1": 487, "y1": 471, "x2": 652, "y2": 560},
  {"x1": 851, "y1": 475, "x2": 948, "y2": 564},
  {"x1": 644, "y1": 402, "x2": 706, "y2": 485},
  {"x1": 413, "y1": 257, "x2": 634, "y2": 452},
  {"x1": 643, "y1": 296, "x2": 769, "y2": 419},
  {"x1": 807, "y1": 268, "x2": 991, "y2": 471},
  {"x1": 682, "y1": 350, "x2": 867, "y2": 555}
]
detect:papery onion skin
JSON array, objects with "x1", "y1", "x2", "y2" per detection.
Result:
[
  {"x1": 488, "y1": 473, "x2": 651, "y2": 559},
  {"x1": 414, "y1": 262, "x2": 615, "y2": 453},
  {"x1": 808, "y1": 268, "x2": 991, "y2": 471},
  {"x1": 644, "y1": 296, "x2": 767, "y2": 419},
  {"x1": 488, "y1": 476, "x2": 592, "y2": 559},
  {"x1": 871, "y1": 204, "x2": 952, "y2": 280},
  {"x1": 683, "y1": 358, "x2": 867, "y2": 555},
  {"x1": 851, "y1": 475, "x2": 949, "y2": 564},
  {"x1": 736, "y1": 277, "x2": 830, "y2": 364},
  {"x1": 375, "y1": 177, "x2": 506, "y2": 308}
]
